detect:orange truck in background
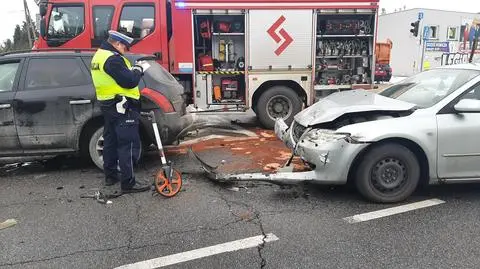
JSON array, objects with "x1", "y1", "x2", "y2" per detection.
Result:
[{"x1": 375, "y1": 39, "x2": 393, "y2": 82}]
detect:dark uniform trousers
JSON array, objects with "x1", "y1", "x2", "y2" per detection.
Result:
[{"x1": 100, "y1": 98, "x2": 141, "y2": 189}]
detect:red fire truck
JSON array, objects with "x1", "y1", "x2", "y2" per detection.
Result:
[{"x1": 35, "y1": 0, "x2": 379, "y2": 128}]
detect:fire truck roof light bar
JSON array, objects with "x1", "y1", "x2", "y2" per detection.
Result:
[{"x1": 193, "y1": 9, "x2": 245, "y2": 14}]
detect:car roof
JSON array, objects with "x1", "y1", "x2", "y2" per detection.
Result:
[{"x1": 0, "y1": 49, "x2": 153, "y2": 60}]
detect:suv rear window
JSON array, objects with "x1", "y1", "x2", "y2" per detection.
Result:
[
  {"x1": 0, "y1": 62, "x2": 20, "y2": 92},
  {"x1": 25, "y1": 58, "x2": 89, "y2": 89}
]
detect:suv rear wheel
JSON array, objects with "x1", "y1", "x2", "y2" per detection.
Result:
[{"x1": 87, "y1": 126, "x2": 143, "y2": 171}]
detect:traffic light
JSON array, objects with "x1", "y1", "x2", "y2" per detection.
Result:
[{"x1": 410, "y1": 20, "x2": 420, "y2": 37}]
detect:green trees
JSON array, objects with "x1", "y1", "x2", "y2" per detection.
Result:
[{"x1": 1, "y1": 21, "x2": 37, "y2": 53}]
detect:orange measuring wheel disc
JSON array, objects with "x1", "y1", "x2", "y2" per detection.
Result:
[{"x1": 155, "y1": 168, "x2": 182, "y2": 197}]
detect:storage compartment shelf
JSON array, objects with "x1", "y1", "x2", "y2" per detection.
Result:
[
  {"x1": 317, "y1": 69, "x2": 353, "y2": 72},
  {"x1": 213, "y1": 33, "x2": 245, "y2": 36},
  {"x1": 314, "y1": 85, "x2": 352, "y2": 91},
  {"x1": 314, "y1": 12, "x2": 375, "y2": 87},
  {"x1": 316, "y1": 55, "x2": 371, "y2": 59},
  {"x1": 209, "y1": 100, "x2": 244, "y2": 105},
  {"x1": 197, "y1": 71, "x2": 245, "y2": 75},
  {"x1": 317, "y1": 34, "x2": 373, "y2": 38}
]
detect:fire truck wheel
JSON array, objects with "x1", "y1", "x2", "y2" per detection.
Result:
[{"x1": 256, "y1": 86, "x2": 302, "y2": 129}]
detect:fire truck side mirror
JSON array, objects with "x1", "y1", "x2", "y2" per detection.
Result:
[
  {"x1": 153, "y1": 52, "x2": 163, "y2": 61},
  {"x1": 40, "y1": 3, "x2": 47, "y2": 17},
  {"x1": 40, "y1": 18, "x2": 46, "y2": 38}
]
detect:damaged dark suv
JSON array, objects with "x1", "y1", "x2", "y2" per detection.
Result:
[{"x1": 0, "y1": 50, "x2": 192, "y2": 169}]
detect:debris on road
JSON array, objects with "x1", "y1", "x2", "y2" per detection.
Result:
[
  {"x1": 227, "y1": 186, "x2": 240, "y2": 192},
  {"x1": 167, "y1": 128, "x2": 307, "y2": 174},
  {"x1": 0, "y1": 219, "x2": 17, "y2": 230},
  {"x1": 80, "y1": 191, "x2": 113, "y2": 204},
  {"x1": 56, "y1": 186, "x2": 64, "y2": 190},
  {"x1": 33, "y1": 174, "x2": 47, "y2": 180}
]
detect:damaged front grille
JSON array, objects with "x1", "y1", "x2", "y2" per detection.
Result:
[{"x1": 292, "y1": 121, "x2": 307, "y2": 143}]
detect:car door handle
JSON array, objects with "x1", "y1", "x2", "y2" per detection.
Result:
[
  {"x1": 69, "y1": 100, "x2": 91, "y2": 105},
  {"x1": 0, "y1": 104, "x2": 11, "y2": 109}
]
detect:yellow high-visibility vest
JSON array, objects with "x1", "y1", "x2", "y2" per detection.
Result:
[{"x1": 91, "y1": 49, "x2": 140, "y2": 101}]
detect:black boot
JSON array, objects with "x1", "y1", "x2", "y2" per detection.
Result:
[
  {"x1": 121, "y1": 181, "x2": 150, "y2": 193},
  {"x1": 105, "y1": 177, "x2": 120, "y2": 186}
]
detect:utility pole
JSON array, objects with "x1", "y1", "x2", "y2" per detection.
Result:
[
  {"x1": 469, "y1": 23, "x2": 479, "y2": 63},
  {"x1": 23, "y1": 0, "x2": 36, "y2": 48}
]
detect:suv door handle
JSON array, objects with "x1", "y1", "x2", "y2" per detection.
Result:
[
  {"x1": 69, "y1": 100, "x2": 91, "y2": 105},
  {"x1": 0, "y1": 104, "x2": 11, "y2": 109}
]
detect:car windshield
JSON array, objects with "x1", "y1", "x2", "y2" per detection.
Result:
[{"x1": 379, "y1": 69, "x2": 480, "y2": 108}]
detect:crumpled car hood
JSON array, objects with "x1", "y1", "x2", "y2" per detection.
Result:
[{"x1": 295, "y1": 90, "x2": 416, "y2": 127}]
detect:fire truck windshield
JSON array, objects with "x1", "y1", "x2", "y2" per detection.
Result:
[{"x1": 47, "y1": 5, "x2": 85, "y2": 44}]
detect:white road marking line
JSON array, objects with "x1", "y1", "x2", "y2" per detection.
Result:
[
  {"x1": 343, "y1": 199, "x2": 446, "y2": 224},
  {"x1": 114, "y1": 233, "x2": 279, "y2": 269}
]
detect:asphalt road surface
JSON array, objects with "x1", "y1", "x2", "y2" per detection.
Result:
[{"x1": 2, "y1": 148, "x2": 480, "y2": 269}]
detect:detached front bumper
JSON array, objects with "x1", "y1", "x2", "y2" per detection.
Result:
[
  {"x1": 188, "y1": 118, "x2": 367, "y2": 186},
  {"x1": 274, "y1": 119, "x2": 368, "y2": 184}
]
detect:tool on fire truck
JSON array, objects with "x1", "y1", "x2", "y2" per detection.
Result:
[
  {"x1": 198, "y1": 53, "x2": 215, "y2": 71},
  {"x1": 200, "y1": 19, "x2": 212, "y2": 39}
]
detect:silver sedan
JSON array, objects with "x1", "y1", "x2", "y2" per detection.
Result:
[{"x1": 275, "y1": 64, "x2": 480, "y2": 203}]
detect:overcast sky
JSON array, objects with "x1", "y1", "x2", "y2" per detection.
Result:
[
  {"x1": 1, "y1": 0, "x2": 38, "y2": 43},
  {"x1": 0, "y1": 0, "x2": 479, "y2": 43},
  {"x1": 380, "y1": 0, "x2": 480, "y2": 14}
]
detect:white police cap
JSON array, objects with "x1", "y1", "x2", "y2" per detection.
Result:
[{"x1": 108, "y1": 30, "x2": 134, "y2": 47}]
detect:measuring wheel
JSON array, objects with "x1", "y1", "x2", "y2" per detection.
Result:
[{"x1": 155, "y1": 168, "x2": 182, "y2": 197}]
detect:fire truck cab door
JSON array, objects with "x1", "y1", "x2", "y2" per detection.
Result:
[{"x1": 114, "y1": 4, "x2": 164, "y2": 64}]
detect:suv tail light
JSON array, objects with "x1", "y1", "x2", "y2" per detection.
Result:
[{"x1": 141, "y1": 88, "x2": 175, "y2": 113}]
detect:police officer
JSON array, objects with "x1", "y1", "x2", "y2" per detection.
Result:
[{"x1": 91, "y1": 30, "x2": 149, "y2": 193}]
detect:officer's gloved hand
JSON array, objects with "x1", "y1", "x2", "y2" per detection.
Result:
[
  {"x1": 131, "y1": 65, "x2": 144, "y2": 75},
  {"x1": 136, "y1": 61, "x2": 151, "y2": 73}
]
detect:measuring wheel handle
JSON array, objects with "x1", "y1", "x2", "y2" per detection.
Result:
[{"x1": 155, "y1": 168, "x2": 182, "y2": 198}]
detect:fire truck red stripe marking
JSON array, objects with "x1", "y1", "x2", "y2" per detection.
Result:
[
  {"x1": 267, "y1": 16, "x2": 286, "y2": 43},
  {"x1": 275, "y1": 28, "x2": 293, "y2": 56}
]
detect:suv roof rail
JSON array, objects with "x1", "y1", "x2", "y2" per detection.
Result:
[{"x1": 0, "y1": 48, "x2": 98, "y2": 57}]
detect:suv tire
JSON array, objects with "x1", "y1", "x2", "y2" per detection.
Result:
[{"x1": 87, "y1": 126, "x2": 143, "y2": 171}]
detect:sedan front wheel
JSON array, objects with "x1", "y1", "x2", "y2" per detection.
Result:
[{"x1": 354, "y1": 143, "x2": 420, "y2": 203}]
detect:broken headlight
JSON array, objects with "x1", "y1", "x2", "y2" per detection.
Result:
[{"x1": 304, "y1": 129, "x2": 351, "y2": 143}]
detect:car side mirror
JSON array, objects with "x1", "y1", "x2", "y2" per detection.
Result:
[{"x1": 454, "y1": 99, "x2": 480, "y2": 113}]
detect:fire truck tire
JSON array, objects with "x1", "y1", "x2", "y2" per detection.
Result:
[{"x1": 256, "y1": 86, "x2": 302, "y2": 129}]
